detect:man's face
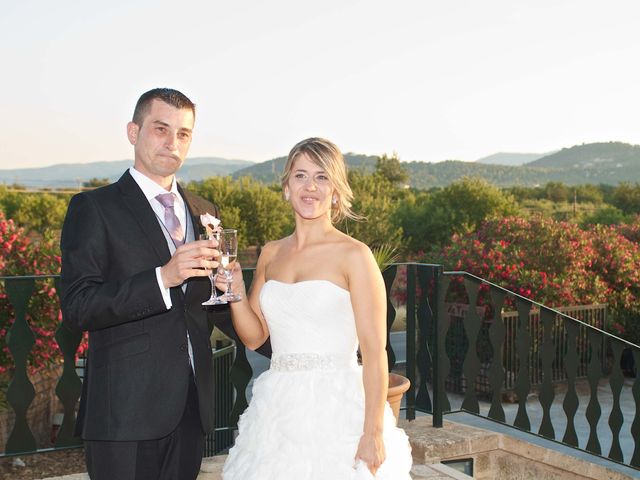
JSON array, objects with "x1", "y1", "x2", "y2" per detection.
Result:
[{"x1": 127, "y1": 99, "x2": 194, "y2": 184}]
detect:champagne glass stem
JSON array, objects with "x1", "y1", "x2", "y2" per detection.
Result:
[
  {"x1": 225, "y1": 271, "x2": 233, "y2": 298},
  {"x1": 210, "y1": 272, "x2": 218, "y2": 299}
]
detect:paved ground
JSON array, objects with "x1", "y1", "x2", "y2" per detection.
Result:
[
  {"x1": 427, "y1": 374, "x2": 638, "y2": 467},
  {"x1": 38, "y1": 456, "x2": 468, "y2": 480}
]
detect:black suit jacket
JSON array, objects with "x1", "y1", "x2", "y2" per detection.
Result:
[{"x1": 60, "y1": 170, "x2": 232, "y2": 441}]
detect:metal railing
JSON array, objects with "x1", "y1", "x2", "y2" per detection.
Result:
[
  {"x1": 394, "y1": 264, "x2": 640, "y2": 471},
  {"x1": 0, "y1": 275, "x2": 239, "y2": 457},
  {"x1": 1, "y1": 266, "x2": 640, "y2": 472},
  {"x1": 443, "y1": 303, "x2": 607, "y2": 394}
]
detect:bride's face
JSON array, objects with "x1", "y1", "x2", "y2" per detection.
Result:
[{"x1": 286, "y1": 153, "x2": 334, "y2": 221}]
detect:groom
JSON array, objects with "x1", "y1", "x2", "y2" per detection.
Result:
[{"x1": 60, "y1": 88, "x2": 232, "y2": 480}]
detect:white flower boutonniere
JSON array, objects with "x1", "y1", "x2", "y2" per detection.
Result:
[{"x1": 200, "y1": 213, "x2": 222, "y2": 235}]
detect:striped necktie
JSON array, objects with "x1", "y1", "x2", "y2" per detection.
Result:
[{"x1": 156, "y1": 193, "x2": 185, "y2": 246}]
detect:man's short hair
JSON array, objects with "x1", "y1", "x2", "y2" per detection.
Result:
[{"x1": 132, "y1": 88, "x2": 196, "y2": 126}]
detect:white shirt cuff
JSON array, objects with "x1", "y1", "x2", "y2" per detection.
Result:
[{"x1": 155, "y1": 267, "x2": 172, "y2": 309}]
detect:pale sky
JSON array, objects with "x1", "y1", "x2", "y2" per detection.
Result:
[{"x1": 1, "y1": 0, "x2": 639, "y2": 169}]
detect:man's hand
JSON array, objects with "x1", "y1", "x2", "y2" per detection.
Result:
[{"x1": 160, "y1": 239, "x2": 219, "y2": 288}]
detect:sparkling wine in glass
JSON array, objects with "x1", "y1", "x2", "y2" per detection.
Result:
[
  {"x1": 219, "y1": 229, "x2": 241, "y2": 302},
  {"x1": 200, "y1": 232, "x2": 227, "y2": 306}
]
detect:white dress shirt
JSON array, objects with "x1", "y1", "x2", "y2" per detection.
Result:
[{"x1": 128, "y1": 166, "x2": 195, "y2": 370}]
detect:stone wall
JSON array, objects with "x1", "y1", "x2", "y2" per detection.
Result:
[{"x1": 403, "y1": 416, "x2": 635, "y2": 480}]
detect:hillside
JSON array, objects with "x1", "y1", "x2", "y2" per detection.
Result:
[
  {"x1": 476, "y1": 152, "x2": 549, "y2": 166},
  {"x1": 231, "y1": 156, "x2": 626, "y2": 189},
  {"x1": 525, "y1": 142, "x2": 640, "y2": 185},
  {"x1": 231, "y1": 153, "x2": 378, "y2": 182},
  {"x1": 3, "y1": 142, "x2": 639, "y2": 190},
  {"x1": 528, "y1": 141, "x2": 640, "y2": 168},
  {"x1": 0, "y1": 157, "x2": 253, "y2": 188},
  {"x1": 233, "y1": 155, "x2": 559, "y2": 189},
  {"x1": 231, "y1": 143, "x2": 640, "y2": 188}
]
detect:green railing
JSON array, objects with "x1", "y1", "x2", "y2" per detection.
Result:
[
  {"x1": 0, "y1": 275, "x2": 238, "y2": 457},
  {"x1": 2, "y1": 266, "x2": 640, "y2": 472},
  {"x1": 395, "y1": 264, "x2": 640, "y2": 471},
  {"x1": 0, "y1": 275, "x2": 81, "y2": 455}
]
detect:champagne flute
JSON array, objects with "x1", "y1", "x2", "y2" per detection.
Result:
[
  {"x1": 200, "y1": 232, "x2": 228, "y2": 306},
  {"x1": 219, "y1": 229, "x2": 241, "y2": 302}
]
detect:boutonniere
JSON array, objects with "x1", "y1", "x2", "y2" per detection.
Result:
[{"x1": 200, "y1": 213, "x2": 222, "y2": 235}]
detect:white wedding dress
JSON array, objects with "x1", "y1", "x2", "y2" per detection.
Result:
[{"x1": 222, "y1": 279, "x2": 413, "y2": 479}]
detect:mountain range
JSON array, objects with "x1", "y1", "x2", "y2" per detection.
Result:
[
  {"x1": 232, "y1": 142, "x2": 640, "y2": 188},
  {"x1": 476, "y1": 152, "x2": 551, "y2": 166},
  {"x1": 0, "y1": 157, "x2": 253, "y2": 188},
  {"x1": 2, "y1": 142, "x2": 639, "y2": 189}
]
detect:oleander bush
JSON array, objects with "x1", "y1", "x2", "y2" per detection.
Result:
[
  {"x1": 428, "y1": 216, "x2": 640, "y2": 343},
  {"x1": 0, "y1": 212, "x2": 87, "y2": 377}
]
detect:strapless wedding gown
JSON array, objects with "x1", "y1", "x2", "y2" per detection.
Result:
[{"x1": 222, "y1": 280, "x2": 412, "y2": 479}]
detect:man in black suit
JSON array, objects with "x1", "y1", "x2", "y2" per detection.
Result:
[{"x1": 60, "y1": 88, "x2": 230, "y2": 479}]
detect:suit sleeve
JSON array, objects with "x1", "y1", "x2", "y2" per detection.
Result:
[{"x1": 60, "y1": 193, "x2": 168, "y2": 332}]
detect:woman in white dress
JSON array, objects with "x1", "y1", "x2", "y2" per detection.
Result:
[{"x1": 221, "y1": 138, "x2": 412, "y2": 479}]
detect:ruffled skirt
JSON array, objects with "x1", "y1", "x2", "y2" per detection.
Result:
[{"x1": 222, "y1": 366, "x2": 412, "y2": 479}]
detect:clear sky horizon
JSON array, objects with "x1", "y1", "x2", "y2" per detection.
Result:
[{"x1": 2, "y1": 1, "x2": 639, "y2": 170}]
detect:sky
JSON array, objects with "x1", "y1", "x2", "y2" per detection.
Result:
[{"x1": 1, "y1": 0, "x2": 639, "y2": 169}]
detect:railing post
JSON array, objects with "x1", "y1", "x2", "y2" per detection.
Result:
[
  {"x1": 432, "y1": 265, "x2": 444, "y2": 428},
  {"x1": 383, "y1": 265, "x2": 399, "y2": 372},
  {"x1": 4, "y1": 277, "x2": 37, "y2": 454},
  {"x1": 405, "y1": 264, "x2": 416, "y2": 420}
]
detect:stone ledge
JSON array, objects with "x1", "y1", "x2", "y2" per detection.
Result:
[{"x1": 400, "y1": 417, "x2": 636, "y2": 480}]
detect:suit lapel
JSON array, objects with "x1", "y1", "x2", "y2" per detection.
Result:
[
  {"x1": 117, "y1": 171, "x2": 172, "y2": 265},
  {"x1": 179, "y1": 183, "x2": 204, "y2": 303},
  {"x1": 179, "y1": 183, "x2": 202, "y2": 242}
]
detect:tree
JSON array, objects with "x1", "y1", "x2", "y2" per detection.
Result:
[
  {"x1": 543, "y1": 182, "x2": 571, "y2": 202},
  {"x1": 0, "y1": 188, "x2": 71, "y2": 234},
  {"x1": 187, "y1": 176, "x2": 293, "y2": 251},
  {"x1": 505, "y1": 185, "x2": 544, "y2": 201},
  {"x1": 340, "y1": 171, "x2": 404, "y2": 248},
  {"x1": 580, "y1": 206, "x2": 627, "y2": 227},
  {"x1": 575, "y1": 184, "x2": 604, "y2": 204},
  {"x1": 395, "y1": 190, "x2": 433, "y2": 253},
  {"x1": 611, "y1": 182, "x2": 640, "y2": 214},
  {"x1": 11, "y1": 193, "x2": 70, "y2": 233},
  {"x1": 401, "y1": 177, "x2": 519, "y2": 253},
  {"x1": 82, "y1": 178, "x2": 111, "y2": 188},
  {"x1": 375, "y1": 153, "x2": 409, "y2": 186}
]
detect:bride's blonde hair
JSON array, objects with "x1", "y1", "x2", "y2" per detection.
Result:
[{"x1": 281, "y1": 138, "x2": 362, "y2": 223}]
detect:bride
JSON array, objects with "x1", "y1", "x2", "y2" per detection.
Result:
[{"x1": 221, "y1": 138, "x2": 412, "y2": 479}]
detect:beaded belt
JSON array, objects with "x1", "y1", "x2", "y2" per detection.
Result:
[{"x1": 270, "y1": 352, "x2": 356, "y2": 372}]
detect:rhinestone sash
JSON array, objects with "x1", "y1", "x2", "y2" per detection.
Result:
[{"x1": 270, "y1": 352, "x2": 357, "y2": 372}]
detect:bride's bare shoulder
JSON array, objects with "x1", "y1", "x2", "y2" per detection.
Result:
[
  {"x1": 333, "y1": 231, "x2": 373, "y2": 261},
  {"x1": 259, "y1": 237, "x2": 292, "y2": 263}
]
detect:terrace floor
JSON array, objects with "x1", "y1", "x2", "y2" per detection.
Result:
[{"x1": 35, "y1": 413, "x2": 639, "y2": 480}]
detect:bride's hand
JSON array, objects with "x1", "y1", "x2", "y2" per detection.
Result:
[
  {"x1": 355, "y1": 432, "x2": 385, "y2": 476},
  {"x1": 214, "y1": 262, "x2": 247, "y2": 297}
]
